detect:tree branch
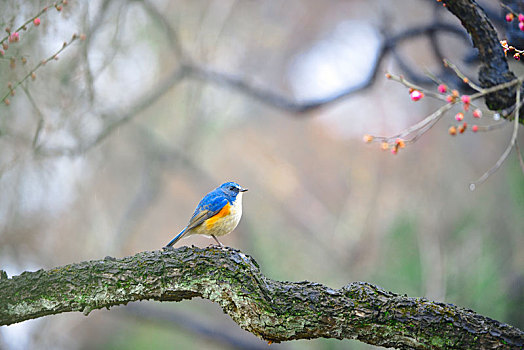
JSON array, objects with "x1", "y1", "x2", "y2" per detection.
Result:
[
  {"x1": 441, "y1": 0, "x2": 519, "y2": 112},
  {"x1": 0, "y1": 247, "x2": 522, "y2": 349}
]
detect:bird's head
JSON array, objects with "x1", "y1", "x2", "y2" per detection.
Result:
[{"x1": 219, "y1": 182, "x2": 248, "y2": 200}]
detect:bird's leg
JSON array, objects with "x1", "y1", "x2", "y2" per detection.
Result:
[{"x1": 211, "y1": 235, "x2": 225, "y2": 248}]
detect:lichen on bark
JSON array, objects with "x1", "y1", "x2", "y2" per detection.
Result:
[{"x1": 0, "y1": 247, "x2": 522, "y2": 349}]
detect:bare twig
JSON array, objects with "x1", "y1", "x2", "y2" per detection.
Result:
[
  {"x1": 516, "y1": 142, "x2": 524, "y2": 175},
  {"x1": 470, "y1": 82, "x2": 522, "y2": 190},
  {"x1": 474, "y1": 121, "x2": 509, "y2": 132},
  {"x1": 385, "y1": 73, "x2": 448, "y2": 101},
  {"x1": 1, "y1": 34, "x2": 80, "y2": 105},
  {"x1": 369, "y1": 101, "x2": 455, "y2": 147},
  {"x1": 0, "y1": 1, "x2": 66, "y2": 46},
  {"x1": 80, "y1": 0, "x2": 113, "y2": 103},
  {"x1": 138, "y1": 0, "x2": 186, "y2": 60},
  {"x1": 37, "y1": 68, "x2": 186, "y2": 156},
  {"x1": 20, "y1": 85, "x2": 45, "y2": 149},
  {"x1": 443, "y1": 59, "x2": 483, "y2": 92},
  {"x1": 501, "y1": 3, "x2": 518, "y2": 17}
]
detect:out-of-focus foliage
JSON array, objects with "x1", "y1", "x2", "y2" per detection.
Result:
[{"x1": 0, "y1": 1, "x2": 522, "y2": 349}]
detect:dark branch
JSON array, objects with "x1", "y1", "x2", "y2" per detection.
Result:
[
  {"x1": 31, "y1": 20, "x2": 475, "y2": 158},
  {"x1": 37, "y1": 68, "x2": 186, "y2": 157},
  {"x1": 181, "y1": 22, "x2": 468, "y2": 114},
  {"x1": 0, "y1": 247, "x2": 522, "y2": 349},
  {"x1": 442, "y1": 0, "x2": 518, "y2": 111}
]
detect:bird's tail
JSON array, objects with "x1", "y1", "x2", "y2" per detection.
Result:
[{"x1": 165, "y1": 228, "x2": 187, "y2": 247}]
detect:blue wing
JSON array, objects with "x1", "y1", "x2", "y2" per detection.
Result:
[{"x1": 165, "y1": 189, "x2": 229, "y2": 247}]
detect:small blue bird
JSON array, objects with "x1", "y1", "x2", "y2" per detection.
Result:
[{"x1": 165, "y1": 182, "x2": 247, "y2": 247}]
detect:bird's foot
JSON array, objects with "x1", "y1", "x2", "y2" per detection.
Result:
[
  {"x1": 210, "y1": 235, "x2": 227, "y2": 249},
  {"x1": 207, "y1": 243, "x2": 229, "y2": 251}
]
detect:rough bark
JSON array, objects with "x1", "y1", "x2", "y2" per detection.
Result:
[
  {"x1": 442, "y1": 0, "x2": 520, "y2": 116},
  {"x1": 0, "y1": 247, "x2": 522, "y2": 349}
]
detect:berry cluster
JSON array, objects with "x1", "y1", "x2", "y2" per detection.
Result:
[
  {"x1": 364, "y1": 68, "x2": 494, "y2": 155},
  {"x1": 500, "y1": 40, "x2": 524, "y2": 61},
  {"x1": 505, "y1": 12, "x2": 524, "y2": 31},
  {"x1": 406, "y1": 82, "x2": 484, "y2": 137},
  {"x1": 363, "y1": 135, "x2": 406, "y2": 155},
  {"x1": 503, "y1": 4, "x2": 524, "y2": 61}
]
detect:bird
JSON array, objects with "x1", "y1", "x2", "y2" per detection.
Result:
[{"x1": 165, "y1": 182, "x2": 247, "y2": 248}]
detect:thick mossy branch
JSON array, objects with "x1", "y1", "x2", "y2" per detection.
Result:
[
  {"x1": 442, "y1": 0, "x2": 521, "y2": 116},
  {"x1": 0, "y1": 247, "x2": 522, "y2": 349}
]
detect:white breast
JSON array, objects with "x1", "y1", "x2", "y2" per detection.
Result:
[
  {"x1": 229, "y1": 192, "x2": 243, "y2": 220},
  {"x1": 213, "y1": 192, "x2": 243, "y2": 237}
]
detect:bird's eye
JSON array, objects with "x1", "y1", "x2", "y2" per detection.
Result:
[{"x1": 229, "y1": 186, "x2": 236, "y2": 191}]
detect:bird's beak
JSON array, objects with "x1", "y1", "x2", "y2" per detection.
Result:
[{"x1": 240, "y1": 188, "x2": 248, "y2": 192}]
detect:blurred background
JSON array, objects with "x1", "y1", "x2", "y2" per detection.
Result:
[{"x1": 0, "y1": 0, "x2": 523, "y2": 349}]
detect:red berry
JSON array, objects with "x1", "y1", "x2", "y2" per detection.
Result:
[
  {"x1": 506, "y1": 13, "x2": 515, "y2": 22},
  {"x1": 461, "y1": 95, "x2": 470, "y2": 111},
  {"x1": 519, "y1": 13, "x2": 524, "y2": 22},
  {"x1": 8, "y1": 32, "x2": 19, "y2": 43},
  {"x1": 520, "y1": 21, "x2": 524, "y2": 31},
  {"x1": 455, "y1": 112, "x2": 464, "y2": 121},
  {"x1": 473, "y1": 109, "x2": 482, "y2": 118},
  {"x1": 472, "y1": 125, "x2": 479, "y2": 132},
  {"x1": 410, "y1": 90, "x2": 424, "y2": 101},
  {"x1": 438, "y1": 84, "x2": 447, "y2": 93},
  {"x1": 33, "y1": 18, "x2": 41, "y2": 26},
  {"x1": 395, "y1": 138, "x2": 406, "y2": 148}
]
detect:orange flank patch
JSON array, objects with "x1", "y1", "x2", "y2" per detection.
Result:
[{"x1": 205, "y1": 203, "x2": 231, "y2": 230}]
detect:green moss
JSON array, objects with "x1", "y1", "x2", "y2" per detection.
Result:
[{"x1": 430, "y1": 336, "x2": 445, "y2": 347}]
